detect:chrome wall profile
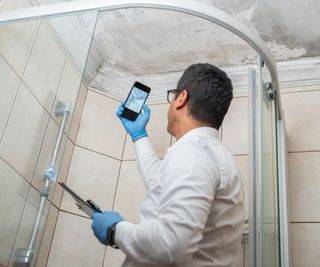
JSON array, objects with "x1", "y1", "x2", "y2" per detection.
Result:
[{"x1": 13, "y1": 101, "x2": 71, "y2": 267}]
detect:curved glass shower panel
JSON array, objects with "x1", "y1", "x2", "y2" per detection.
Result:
[
  {"x1": 0, "y1": 2, "x2": 287, "y2": 267},
  {"x1": 258, "y1": 61, "x2": 280, "y2": 267},
  {"x1": 89, "y1": 7, "x2": 258, "y2": 103},
  {"x1": 0, "y1": 7, "x2": 98, "y2": 267},
  {"x1": 90, "y1": 6, "x2": 258, "y2": 267}
]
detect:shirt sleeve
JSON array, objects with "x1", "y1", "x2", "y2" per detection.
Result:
[
  {"x1": 115, "y1": 141, "x2": 220, "y2": 265},
  {"x1": 134, "y1": 137, "x2": 162, "y2": 190}
]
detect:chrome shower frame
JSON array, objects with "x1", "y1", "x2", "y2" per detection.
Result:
[
  {"x1": 0, "y1": 1, "x2": 289, "y2": 266},
  {"x1": 0, "y1": 0, "x2": 282, "y2": 120}
]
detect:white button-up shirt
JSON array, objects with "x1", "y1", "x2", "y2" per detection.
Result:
[{"x1": 115, "y1": 127, "x2": 244, "y2": 267}]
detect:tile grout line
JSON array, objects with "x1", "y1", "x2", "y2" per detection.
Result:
[
  {"x1": 70, "y1": 83, "x2": 89, "y2": 145},
  {"x1": 290, "y1": 221, "x2": 320, "y2": 224},
  {"x1": 1, "y1": 27, "x2": 45, "y2": 264},
  {"x1": 102, "y1": 132, "x2": 129, "y2": 266},
  {"x1": 7, "y1": 184, "x2": 33, "y2": 266},
  {"x1": 29, "y1": 51, "x2": 68, "y2": 185},
  {"x1": 0, "y1": 20, "x2": 42, "y2": 146},
  {"x1": 58, "y1": 142, "x2": 76, "y2": 211},
  {"x1": 42, "y1": 204, "x2": 60, "y2": 267},
  {"x1": 280, "y1": 87, "x2": 320, "y2": 95},
  {"x1": 74, "y1": 143, "x2": 122, "y2": 162},
  {"x1": 287, "y1": 150, "x2": 320, "y2": 154},
  {"x1": 111, "y1": 132, "x2": 129, "y2": 211},
  {"x1": 48, "y1": 56, "x2": 68, "y2": 121}
]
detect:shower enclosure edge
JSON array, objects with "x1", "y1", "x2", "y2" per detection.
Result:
[
  {"x1": 0, "y1": 1, "x2": 289, "y2": 266},
  {"x1": 0, "y1": 0, "x2": 282, "y2": 119}
]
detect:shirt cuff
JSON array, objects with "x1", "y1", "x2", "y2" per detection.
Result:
[
  {"x1": 134, "y1": 137, "x2": 154, "y2": 157},
  {"x1": 114, "y1": 221, "x2": 135, "y2": 248}
]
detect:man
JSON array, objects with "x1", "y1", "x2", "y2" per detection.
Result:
[{"x1": 91, "y1": 63, "x2": 244, "y2": 267}]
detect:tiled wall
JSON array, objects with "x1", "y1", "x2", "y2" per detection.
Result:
[
  {"x1": 281, "y1": 89, "x2": 320, "y2": 267},
  {"x1": 47, "y1": 89, "x2": 174, "y2": 267},
  {"x1": 223, "y1": 82, "x2": 320, "y2": 267},
  {"x1": 2, "y1": 3, "x2": 318, "y2": 266},
  {"x1": 0, "y1": 0, "x2": 86, "y2": 266},
  {"x1": 222, "y1": 96, "x2": 249, "y2": 267},
  {"x1": 47, "y1": 86, "x2": 249, "y2": 267}
]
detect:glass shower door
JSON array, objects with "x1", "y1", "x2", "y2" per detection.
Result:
[
  {"x1": 0, "y1": 5, "x2": 98, "y2": 267},
  {"x1": 249, "y1": 58, "x2": 280, "y2": 267},
  {"x1": 260, "y1": 62, "x2": 279, "y2": 267}
]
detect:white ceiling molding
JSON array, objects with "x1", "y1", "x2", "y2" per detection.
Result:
[
  {"x1": 276, "y1": 58, "x2": 320, "y2": 92},
  {"x1": 90, "y1": 57, "x2": 320, "y2": 103}
]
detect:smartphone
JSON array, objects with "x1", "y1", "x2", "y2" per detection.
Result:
[{"x1": 122, "y1": 81, "x2": 151, "y2": 121}]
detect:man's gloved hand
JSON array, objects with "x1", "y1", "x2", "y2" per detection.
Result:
[
  {"x1": 116, "y1": 102, "x2": 151, "y2": 142},
  {"x1": 91, "y1": 211, "x2": 123, "y2": 246}
]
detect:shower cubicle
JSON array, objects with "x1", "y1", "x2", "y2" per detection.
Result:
[{"x1": 0, "y1": 1, "x2": 290, "y2": 266}]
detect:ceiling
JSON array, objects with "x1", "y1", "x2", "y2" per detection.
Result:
[
  {"x1": 85, "y1": 0, "x2": 320, "y2": 77},
  {"x1": 35, "y1": 0, "x2": 320, "y2": 81}
]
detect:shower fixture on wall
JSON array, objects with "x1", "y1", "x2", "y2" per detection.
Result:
[{"x1": 13, "y1": 101, "x2": 71, "y2": 267}]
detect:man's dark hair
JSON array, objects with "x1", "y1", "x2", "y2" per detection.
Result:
[{"x1": 176, "y1": 63, "x2": 233, "y2": 129}]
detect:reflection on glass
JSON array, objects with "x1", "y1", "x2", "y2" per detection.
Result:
[
  {"x1": 0, "y1": 9, "x2": 98, "y2": 267},
  {"x1": 260, "y1": 66, "x2": 279, "y2": 267}
]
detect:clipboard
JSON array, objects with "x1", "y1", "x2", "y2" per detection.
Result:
[{"x1": 58, "y1": 182, "x2": 102, "y2": 217}]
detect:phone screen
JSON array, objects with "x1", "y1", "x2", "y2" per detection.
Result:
[{"x1": 125, "y1": 86, "x2": 148, "y2": 113}]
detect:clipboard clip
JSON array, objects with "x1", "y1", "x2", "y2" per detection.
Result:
[{"x1": 58, "y1": 182, "x2": 102, "y2": 217}]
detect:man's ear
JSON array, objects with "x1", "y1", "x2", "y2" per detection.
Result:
[{"x1": 175, "y1": 90, "x2": 188, "y2": 109}]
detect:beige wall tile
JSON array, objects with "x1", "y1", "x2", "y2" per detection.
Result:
[
  {"x1": 123, "y1": 133, "x2": 135, "y2": 160},
  {"x1": 51, "y1": 138, "x2": 74, "y2": 208},
  {"x1": 32, "y1": 118, "x2": 70, "y2": 207},
  {"x1": 0, "y1": 83, "x2": 49, "y2": 181},
  {"x1": 34, "y1": 204, "x2": 59, "y2": 267},
  {"x1": 60, "y1": 146, "x2": 120, "y2": 217},
  {"x1": 114, "y1": 161, "x2": 146, "y2": 223},
  {"x1": 288, "y1": 152, "x2": 320, "y2": 222},
  {"x1": 0, "y1": 1, "x2": 40, "y2": 77},
  {"x1": 8, "y1": 186, "x2": 50, "y2": 267},
  {"x1": 0, "y1": 159, "x2": 29, "y2": 266},
  {"x1": 32, "y1": 119, "x2": 61, "y2": 189},
  {"x1": 234, "y1": 155, "x2": 249, "y2": 220},
  {"x1": 123, "y1": 104, "x2": 171, "y2": 160},
  {"x1": 281, "y1": 91, "x2": 320, "y2": 152},
  {"x1": 104, "y1": 246, "x2": 126, "y2": 267},
  {"x1": 222, "y1": 97, "x2": 248, "y2": 155},
  {"x1": 0, "y1": 56, "x2": 20, "y2": 140},
  {"x1": 23, "y1": 22, "x2": 66, "y2": 113},
  {"x1": 69, "y1": 82, "x2": 88, "y2": 143},
  {"x1": 76, "y1": 91, "x2": 126, "y2": 159},
  {"x1": 291, "y1": 223, "x2": 320, "y2": 267},
  {"x1": 52, "y1": 60, "x2": 82, "y2": 135},
  {"x1": 47, "y1": 211, "x2": 105, "y2": 267}
]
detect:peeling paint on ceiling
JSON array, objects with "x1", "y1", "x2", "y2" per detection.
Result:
[
  {"x1": 92, "y1": 8, "x2": 257, "y2": 75},
  {"x1": 87, "y1": 0, "x2": 320, "y2": 77},
  {"x1": 35, "y1": 0, "x2": 320, "y2": 79}
]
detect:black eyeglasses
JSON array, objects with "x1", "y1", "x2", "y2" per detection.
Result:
[{"x1": 167, "y1": 89, "x2": 181, "y2": 103}]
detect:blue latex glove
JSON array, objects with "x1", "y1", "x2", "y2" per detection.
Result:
[
  {"x1": 91, "y1": 211, "x2": 123, "y2": 246},
  {"x1": 116, "y1": 102, "x2": 151, "y2": 141}
]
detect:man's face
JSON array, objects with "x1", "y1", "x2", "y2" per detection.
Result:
[{"x1": 167, "y1": 100, "x2": 175, "y2": 136}]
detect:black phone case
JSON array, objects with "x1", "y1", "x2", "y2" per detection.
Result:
[{"x1": 122, "y1": 82, "x2": 151, "y2": 121}]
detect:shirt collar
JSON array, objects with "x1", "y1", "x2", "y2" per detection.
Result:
[
  {"x1": 181, "y1": 126, "x2": 219, "y2": 140},
  {"x1": 168, "y1": 127, "x2": 220, "y2": 152}
]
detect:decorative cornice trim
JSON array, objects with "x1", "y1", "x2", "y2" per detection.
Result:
[{"x1": 90, "y1": 57, "x2": 320, "y2": 102}]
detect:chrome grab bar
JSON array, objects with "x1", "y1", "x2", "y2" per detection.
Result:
[{"x1": 14, "y1": 101, "x2": 71, "y2": 267}]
